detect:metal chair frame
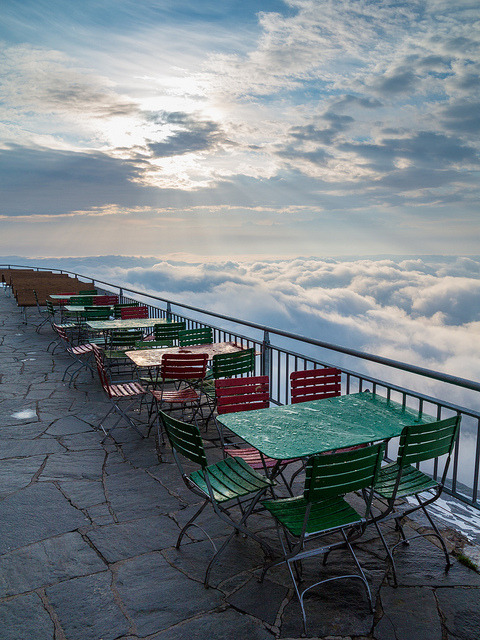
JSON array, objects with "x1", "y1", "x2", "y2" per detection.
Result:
[
  {"x1": 260, "y1": 442, "x2": 386, "y2": 635},
  {"x1": 52, "y1": 324, "x2": 95, "y2": 386},
  {"x1": 159, "y1": 409, "x2": 275, "y2": 587},
  {"x1": 371, "y1": 415, "x2": 461, "y2": 585},
  {"x1": 91, "y1": 344, "x2": 148, "y2": 441}
]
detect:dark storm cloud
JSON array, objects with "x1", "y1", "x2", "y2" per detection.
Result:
[
  {"x1": 441, "y1": 101, "x2": 480, "y2": 134},
  {"x1": 0, "y1": 145, "x2": 156, "y2": 215},
  {"x1": 374, "y1": 67, "x2": 418, "y2": 95},
  {"x1": 341, "y1": 131, "x2": 479, "y2": 173},
  {"x1": 145, "y1": 111, "x2": 231, "y2": 157}
]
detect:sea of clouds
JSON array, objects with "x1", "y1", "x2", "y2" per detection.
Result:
[{"x1": 5, "y1": 254, "x2": 479, "y2": 399}]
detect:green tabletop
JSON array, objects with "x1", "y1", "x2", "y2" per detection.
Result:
[
  {"x1": 217, "y1": 391, "x2": 436, "y2": 460},
  {"x1": 86, "y1": 318, "x2": 168, "y2": 330}
]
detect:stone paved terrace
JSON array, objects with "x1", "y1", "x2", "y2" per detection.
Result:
[{"x1": 1, "y1": 289, "x2": 480, "y2": 640}]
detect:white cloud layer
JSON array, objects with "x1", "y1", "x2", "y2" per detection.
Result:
[{"x1": 7, "y1": 253, "x2": 478, "y2": 407}]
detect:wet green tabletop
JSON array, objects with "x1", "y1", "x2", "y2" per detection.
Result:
[
  {"x1": 217, "y1": 391, "x2": 436, "y2": 460},
  {"x1": 86, "y1": 318, "x2": 168, "y2": 330}
]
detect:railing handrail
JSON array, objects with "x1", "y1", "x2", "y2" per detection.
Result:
[{"x1": 2, "y1": 262, "x2": 479, "y2": 393}]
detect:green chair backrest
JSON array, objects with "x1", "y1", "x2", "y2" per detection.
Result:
[
  {"x1": 211, "y1": 348, "x2": 255, "y2": 379},
  {"x1": 70, "y1": 296, "x2": 93, "y2": 306},
  {"x1": 46, "y1": 300, "x2": 56, "y2": 316},
  {"x1": 397, "y1": 416, "x2": 461, "y2": 468},
  {"x1": 83, "y1": 308, "x2": 111, "y2": 321},
  {"x1": 109, "y1": 329, "x2": 143, "y2": 349},
  {"x1": 304, "y1": 441, "x2": 386, "y2": 504},
  {"x1": 78, "y1": 289, "x2": 97, "y2": 295},
  {"x1": 135, "y1": 340, "x2": 170, "y2": 349},
  {"x1": 159, "y1": 410, "x2": 208, "y2": 469},
  {"x1": 178, "y1": 327, "x2": 213, "y2": 346},
  {"x1": 153, "y1": 322, "x2": 186, "y2": 343}
]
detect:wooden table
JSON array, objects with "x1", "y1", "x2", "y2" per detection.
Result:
[
  {"x1": 64, "y1": 305, "x2": 114, "y2": 313},
  {"x1": 216, "y1": 391, "x2": 436, "y2": 460},
  {"x1": 125, "y1": 341, "x2": 246, "y2": 367}
]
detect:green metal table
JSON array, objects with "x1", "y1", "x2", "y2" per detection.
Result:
[
  {"x1": 216, "y1": 391, "x2": 436, "y2": 460},
  {"x1": 86, "y1": 318, "x2": 168, "y2": 331}
]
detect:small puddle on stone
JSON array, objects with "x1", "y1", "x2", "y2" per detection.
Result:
[{"x1": 11, "y1": 409, "x2": 37, "y2": 420}]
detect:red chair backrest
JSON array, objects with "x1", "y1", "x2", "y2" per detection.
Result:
[
  {"x1": 161, "y1": 353, "x2": 208, "y2": 381},
  {"x1": 290, "y1": 367, "x2": 341, "y2": 404},
  {"x1": 93, "y1": 295, "x2": 118, "y2": 305},
  {"x1": 215, "y1": 375, "x2": 270, "y2": 415},
  {"x1": 120, "y1": 306, "x2": 149, "y2": 319}
]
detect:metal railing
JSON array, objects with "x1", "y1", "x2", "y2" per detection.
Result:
[{"x1": 3, "y1": 263, "x2": 480, "y2": 509}]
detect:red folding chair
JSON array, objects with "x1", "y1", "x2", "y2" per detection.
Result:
[
  {"x1": 93, "y1": 295, "x2": 118, "y2": 305},
  {"x1": 92, "y1": 344, "x2": 148, "y2": 441},
  {"x1": 150, "y1": 352, "x2": 208, "y2": 439},
  {"x1": 215, "y1": 376, "x2": 296, "y2": 494},
  {"x1": 120, "y1": 305, "x2": 149, "y2": 319}
]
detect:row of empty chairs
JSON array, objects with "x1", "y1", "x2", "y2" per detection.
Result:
[{"x1": 44, "y1": 304, "x2": 460, "y2": 635}]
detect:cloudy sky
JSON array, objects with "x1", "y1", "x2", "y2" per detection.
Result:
[{"x1": 1, "y1": 0, "x2": 479, "y2": 258}]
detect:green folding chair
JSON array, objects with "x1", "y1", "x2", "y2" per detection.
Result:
[
  {"x1": 372, "y1": 415, "x2": 461, "y2": 585},
  {"x1": 178, "y1": 327, "x2": 213, "y2": 346},
  {"x1": 260, "y1": 441, "x2": 386, "y2": 635},
  {"x1": 104, "y1": 329, "x2": 143, "y2": 375},
  {"x1": 151, "y1": 321, "x2": 186, "y2": 345},
  {"x1": 159, "y1": 409, "x2": 275, "y2": 587}
]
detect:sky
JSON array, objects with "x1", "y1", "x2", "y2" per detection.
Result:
[{"x1": 1, "y1": 0, "x2": 479, "y2": 258}]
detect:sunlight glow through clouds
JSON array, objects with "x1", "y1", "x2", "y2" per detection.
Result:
[{"x1": 0, "y1": 0, "x2": 479, "y2": 256}]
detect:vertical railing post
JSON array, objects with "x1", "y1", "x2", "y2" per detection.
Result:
[
  {"x1": 119, "y1": 287, "x2": 123, "y2": 303},
  {"x1": 166, "y1": 302, "x2": 172, "y2": 321},
  {"x1": 261, "y1": 329, "x2": 271, "y2": 378}
]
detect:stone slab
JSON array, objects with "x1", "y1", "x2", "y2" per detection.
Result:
[
  {"x1": 57, "y1": 479, "x2": 106, "y2": 509},
  {"x1": 227, "y1": 577, "x2": 289, "y2": 626},
  {"x1": 0, "y1": 456, "x2": 46, "y2": 498},
  {"x1": 104, "y1": 466, "x2": 181, "y2": 521},
  {"x1": 0, "y1": 592, "x2": 55, "y2": 640},
  {"x1": 0, "y1": 438, "x2": 64, "y2": 460},
  {"x1": 0, "y1": 482, "x2": 88, "y2": 555},
  {"x1": 45, "y1": 415, "x2": 93, "y2": 435},
  {"x1": 436, "y1": 587, "x2": 480, "y2": 640},
  {"x1": 40, "y1": 449, "x2": 105, "y2": 481},
  {"x1": 46, "y1": 571, "x2": 129, "y2": 640},
  {"x1": 149, "y1": 608, "x2": 275, "y2": 639},
  {"x1": 86, "y1": 514, "x2": 181, "y2": 563},
  {"x1": 114, "y1": 551, "x2": 222, "y2": 636},
  {"x1": 0, "y1": 531, "x2": 106, "y2": 597},
  {"x1": 375, "y1": 586, "x2": 442, "y2": 640}
]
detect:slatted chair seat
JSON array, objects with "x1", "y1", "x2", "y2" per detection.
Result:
[
  {"x1": 108, "y1": 381, "x2": 146, "y2": 398},
  {"x1": 159, "y1": 410, "x2": 275, "y2": 587},
  {"x1": 70, "y1": 343, "x2": 95, "y2": 356}
]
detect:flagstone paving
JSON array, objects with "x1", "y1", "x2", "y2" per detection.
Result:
[{"x1": 1, "y1": 291, "x2": 480, "y2": 639}]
